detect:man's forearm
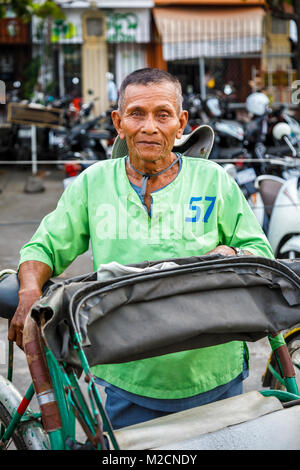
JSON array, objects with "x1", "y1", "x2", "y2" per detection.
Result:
[
  {"x1": 18, "y1": 260, "x2": 53, "y2": 297},
  {"x1": 9, "y1": 261, "x2": 53, "y2": 348}
]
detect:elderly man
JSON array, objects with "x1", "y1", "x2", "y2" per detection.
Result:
[{"x1": 10, "y1": 68, "x2": 273, "y2": 429}]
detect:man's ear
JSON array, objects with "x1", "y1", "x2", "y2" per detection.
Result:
[
  {"x1": 176, "y1": 110, "x2": 189, "y2": 139},
  {"x1": 111, "y1": 110, "x2": 125, "y2": 140}
]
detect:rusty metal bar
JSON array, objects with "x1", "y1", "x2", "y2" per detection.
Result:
[{"x1": 23, "y1": 314, "x2": 63, "y2": 439}]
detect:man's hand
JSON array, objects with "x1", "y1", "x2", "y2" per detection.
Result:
[
  {"x1": 8, "y1": 261, "x2": 52, "y2": 349},
  {"x1": 206, "y1": 245, "x2": 253, "y2": 256},
  {"x1": 8, "y1": 288, "x2": 42, "y2": 349}
]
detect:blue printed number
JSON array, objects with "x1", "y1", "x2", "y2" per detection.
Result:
[
  {"x1": 185, "y1": 196, "x2": 216, "y2": 223},
  {"x1": 202, "y1": 196, "x2": 216, "y2": 223},
  {"x1": 185, "y1": 197, "x2": 202, "y2": 222}
]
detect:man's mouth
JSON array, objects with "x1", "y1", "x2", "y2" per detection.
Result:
[{"x1": 137, "y1": 141, "x2": 161, "y2": 146}]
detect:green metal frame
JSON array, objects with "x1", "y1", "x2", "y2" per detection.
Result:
[
  {"x1": 42, "y1": 333, "x2": 120, "y2": 450},
  {"x1": 259, "y1": 333, "x2": 300, "y2": 402},
  {"x1": 0, "y1": 327, "x2": 119, "y2": 450},
  {"x1": 0, "y1": 383, "x2": 35, "y2": 446}
]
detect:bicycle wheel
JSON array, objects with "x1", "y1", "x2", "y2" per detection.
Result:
[
  {"x1": 269, "y1": 334, "x2": 300, "y2": 391},
  {"x1": 0, "y1": 402, "x2": 29, "y2": 450}
]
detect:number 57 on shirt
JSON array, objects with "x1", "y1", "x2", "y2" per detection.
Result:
[{"x1": 185, "y1": 196, "x2": 216, "y2": 223}]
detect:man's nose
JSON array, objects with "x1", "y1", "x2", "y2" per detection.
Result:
[{"x1": 141, "y1": 114, "x2": 157, "y2": 133}]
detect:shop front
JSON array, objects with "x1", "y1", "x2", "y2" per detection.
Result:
[
  {"x1": 33, "y1": 1, "x2": 153, "y2": 114},
  {"x1": 106, "y1": 8, "x2": 151, "y2": 89},
  {"x1": 152, "y1": 5, "x2": 266, "y2": 103},
  {"x1": 0, "y1": 16, "x2": 31, "y2": 98},
  {"x1": 152, "y1": 1, "x2": 295, "y2": 106}
]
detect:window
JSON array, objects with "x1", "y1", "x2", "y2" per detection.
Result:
[
  {"x1": 271, "y1": 17, "x2": 288, "y2": 35},
  {"x1": 86, "y1": 18, "x2": 103, "y2": 37}
]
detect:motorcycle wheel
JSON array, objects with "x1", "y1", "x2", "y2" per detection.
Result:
[{"x1": 269, "y1": 334, "x2": 300, "y2": 391}]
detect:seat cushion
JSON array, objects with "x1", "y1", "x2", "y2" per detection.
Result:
[{"x1": 111, "y1": 391, "x2": 283, "y2": 450}]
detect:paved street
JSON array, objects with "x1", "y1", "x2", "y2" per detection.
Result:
[{"x1": 0, "y1": 165, "x2": 270, "y2": 436}]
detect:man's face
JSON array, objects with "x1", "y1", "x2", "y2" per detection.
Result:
[{"x1": 112, "y1": 81, "x2": 188, "y2": 163}]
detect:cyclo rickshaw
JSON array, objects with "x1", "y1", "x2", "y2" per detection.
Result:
[{"x1": 0, "y1": 253, "x2": 300, "y2": 450}]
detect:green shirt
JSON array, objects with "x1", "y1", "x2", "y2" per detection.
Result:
[{"x1": 19, "y1": 156, "x2": 274, "y2": 398}]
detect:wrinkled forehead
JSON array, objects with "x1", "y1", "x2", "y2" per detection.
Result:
[{"x1": 120, "y1": 81, "x2": 182, "y2": 113}]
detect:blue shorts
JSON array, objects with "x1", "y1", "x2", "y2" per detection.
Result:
[
  {"x1": 103, "y1": 378, "x2": 244, "y2": 430},
  {"x1": 96, "y1": 357, "x2": 248, "y2": 430}
]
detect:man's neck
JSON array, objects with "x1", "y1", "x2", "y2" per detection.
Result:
[
  {"x1": 125, "y1": 153, "x2": 181, "y2": 197},
  {"x1": 128, "y1": 152, "x2": 178, "y2": 175}
]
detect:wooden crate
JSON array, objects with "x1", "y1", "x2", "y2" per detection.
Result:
[{"x1": 7, "y1": 103, "x2": 63, "y2": 129}]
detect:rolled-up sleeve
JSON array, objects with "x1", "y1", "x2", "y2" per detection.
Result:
[{"x1": 19, "y1": 173, "x2": 90, "y2": 277}]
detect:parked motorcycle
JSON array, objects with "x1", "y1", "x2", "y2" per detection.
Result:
[
  {"x1": 247, "y1": 123, "x2": 300, "y2": 259},
  {"x1": 185, "y1": 93, "x2": 257, "y2": 186},
  {"x1": 184, "y1": 92, "x2": 203, "y2": 128},
  {"x1": 271, "y1": 121, "x2": 297, "y2": 158},
  {"x1": 197, "y1": 94, "x2": 245, "y2": 160},
  {"x1": 243, "y1": 91, "x2": 275, "y2": 173},
  {"x1": 248, "y1": 162, "x2": 300, "y2": 258},
  {"x1": 62, "y1": 151, "x2": 95, "y2": 189},
  {"x1": 224, "y1": 156, "x2": 258, "y2": 199},
  {"x1": 184, "y1": 88, "x2": 260, "y2": 162},
  {"x1": 46, "y1": 95, "x2": 77, "y2": 128},
  {"x1": 244, "y1": 92, "x2": 300, "y2": 158},
  {"x1": 224, "y1": 93, "x2": 300, "y2": 177},
  {"x1": 46, "y1": 94, "x2": 99, "y2": 127},
  {"x1": 269, "y1": 105, "x2": 300, "y2": 155},
  {"x1": 53, "y1": 110, "x2": 112, "y2": 159},
  {"x1": 60, "y1": 110, "x2": 117, "y2": 188}
]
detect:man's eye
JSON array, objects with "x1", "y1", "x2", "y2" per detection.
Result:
[
  {"x1": 158, "y1": 113, "x2": 169, "y2": 119},
  {"x1": 131, "y1": 111, "x2": 143, "y2": 117}
]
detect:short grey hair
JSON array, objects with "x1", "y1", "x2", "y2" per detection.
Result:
[{"x1": 118, "y1": 68, "x2": 183, "y2": 114}]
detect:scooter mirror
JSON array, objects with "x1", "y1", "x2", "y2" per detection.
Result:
[{"x1": 272, "y1": 122, "x2": 292, "y2": 141}]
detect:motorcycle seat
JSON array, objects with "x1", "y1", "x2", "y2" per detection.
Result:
[
  {"x1": 0, "y1": 272, "x2": 54, "y2": 320},
  {"x1": 0, "y1": 272, "x2": 19, "y2": 320},
  {"x1": 256, "y1": 176, "x2": 284, "y2": 217}
]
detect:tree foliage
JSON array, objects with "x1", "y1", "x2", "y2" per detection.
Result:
[{"x1": 0, "y1": 0, "x2": 65, "y2": 22}]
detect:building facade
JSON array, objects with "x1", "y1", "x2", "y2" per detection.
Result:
[
  {"x1": 31, "y1": 0, "x2": 153, "y2": 113},
  {"x1": 3, "y1": 0, "x2": 295, "y2": 112},
  {"x1": 150, "y1": 0, "x2": 295, "y2": 105},
  {"x1": 0, "y1": 9, "x2": 31, "y2": 100}
]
